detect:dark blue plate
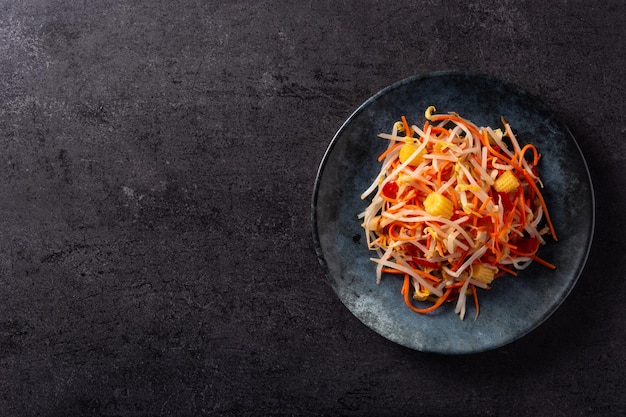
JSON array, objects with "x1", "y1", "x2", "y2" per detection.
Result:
[{"x1": 311, "y1": 72, "x2": 594, "y2": 354}]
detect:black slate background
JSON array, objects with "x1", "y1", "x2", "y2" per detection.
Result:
[{"x1": 0, "y1": 1, "x2": 624, "y2": 416}]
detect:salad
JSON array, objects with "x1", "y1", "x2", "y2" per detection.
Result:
[{"x1": 358, "y1": 107, "x2": 557, "y2": 320}]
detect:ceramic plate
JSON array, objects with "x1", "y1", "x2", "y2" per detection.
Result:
[{"x1": 311, "y1": 72, "x2": 594, "y2": 354}]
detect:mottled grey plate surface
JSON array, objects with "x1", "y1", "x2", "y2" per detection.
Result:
[{"x1": 311, "y1": 72, "x2": 594, "y2": 354}]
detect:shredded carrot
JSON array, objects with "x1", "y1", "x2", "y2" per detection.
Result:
[
  {"x1": 360, "y1": 108, "x2": 558, "y2": 320},
  {"x1": 471, "y1": 284, "x2": 480, "y2": 320},
  {"x1": 412, "y1": 268, "x2": 442, "y2": 283},
  {"x1": 402, "y1": 274, "x2": 452, "y2": 314},
  {"x1": 401, "y1": 115, "x2": 412, "y2": 137},
  {"x1": 528, "y1": 254, "x2": 557, "y2": 270},
  {"x1": 478, "y1": 197, "x2": 492, "y2": 215},
  {"x1": 382, "y1": 267, "x2": 406, "y2": 275},
  {"x1": 517, "y1": 186, "x2": 527, "y2": 226},
  {"x1": 496, "y1": 264, "x2": 519, "y2": 276},
  {"x1": 378, "y1": 142, "x2": 402, "y2": 162},
  {"x1": 519, "y1": 143, "x2": 540, "y2": 165},
  {"x1": 446, "y1": 188, "x2": 459, "y2": 211}
]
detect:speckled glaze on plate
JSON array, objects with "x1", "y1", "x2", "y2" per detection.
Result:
[{"x1": 311, "y1": 72, "x2": 594, "y2": 354}]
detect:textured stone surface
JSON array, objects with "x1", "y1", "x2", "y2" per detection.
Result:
[{"x1": 0, "y1": 1, "x2": 624, "y2": 416}]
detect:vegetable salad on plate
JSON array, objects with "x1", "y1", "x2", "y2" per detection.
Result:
[{"x1": 359, "y1": 107, "x2": 557, "y2": 320}]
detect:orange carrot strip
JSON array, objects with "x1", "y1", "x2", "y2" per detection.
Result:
[
  {"x1": 436, "y1": 241, "x2": 444, "y2": 257},
  {"x1": 412, "y1": 268, "x2": 442, "y2": 283},
  {"x1": 381, "y1": 267, "x2": 405, "y2": 275},
  {"x1": 402, "y1": 274, "x2": 452, "y2": 314},
  {"x1": 502, "y1": 241, "x2": 518, "y2": 249},
  {"x1": 380, "y1": 193, "x2": 399, "y2": 204},
  {"x1": 528, "y1": 254, "x2": 556, "y2": 270},
  {"x1": 429, "y1": 126, "x2": 449, "y2": 136},
  {"x1": 471, "y1": 284, "x2": 480, "y2": 320},
  {"x1": 378, "y1": 142, "x2": 402, "y2": 162},
  {"x1": 478, "y1": 196, "x2": 492, "y2": 215},
  {"x1": 446, "y1": 281, "x2": 469, "y2": 288},
  {"x1": 450, "y1": 248, "x2": 471, "y2": 271},
  {"x1": 517, "y1": 185, "x2": 526, "y2": 226},
  {"x1": 436, "y1": 160, "x2": 449, "y2": 188},
  {"x1": 401, "y1": 115, "x2": 412, "y2": 137},
  {"x1": 369, "y1": 236, "x2": 385, "y2": 247},
  {"x1": 496, "y1": 264, "x2": 519, "y2": 276},
  {"x1": 519, "y1": 143, "x2": 540, "y2": 165},
  {"x1": 388, "y1": 224, "x2": 417, "y2": 242},
  {"x1": 498, "y1": 209, "x2": 517, "y2": 239}
]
